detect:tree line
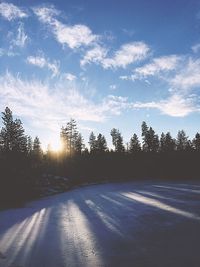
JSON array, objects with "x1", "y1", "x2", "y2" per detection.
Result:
[
  {"x1": 61, "y1": 119, "x2": 200, "y2": 154},
  {"x1": 0, "y1": 107, "x2": 200, "y2": 206}
]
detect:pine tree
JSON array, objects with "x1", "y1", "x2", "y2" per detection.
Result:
[
  {"x1": 89, "y1": 132, "x2": 97, "y2": 153},
  {"x1": 165, "y1": 132, "x2": 176, "y2": 151},
  {"x1": 147, "y1": 127, "x2": 158, "y2": 152},
  {"x1": 141, "y1": 122, "x2": 159, "y2": 152},
  {"x1": 0, "y1": 107, "x2": 27, "y2": 153},
  {"x1": 193, "y1": 133, "x2": 200, "y2": 151},
  {"x1": 96, "y1": 134, "x2": 108, "y2": 153},
  {"x1": 110, "y1": 128, "x2": 125, "y2": 152},
  {"x1": 60, "y1": 119, "x2": 79, "y2": 156},
  {"x1": 75, "y1": 133, "x2": 84, "y2": 154},
  {"x1": 141, "y1": 121, "x2": 148, "y2": 151},
  {"x1": 129, "y1": 133, "x2": 141, "y2": 153},
  {"x1": 110, "y1": 128, "x2": 118, "y2": 149},
  {"x1": 33, "y1": 136, "x2": 42, "y2": 157},
  {"x1": 160, "y1": 132, "x2": 166, "y2": 152},
  {"x1": 160, "y1": 132, "x2": 176, "y2": 152},
  {"x1": 176, "y1": 130, "x2": 189, "y2": 151}
]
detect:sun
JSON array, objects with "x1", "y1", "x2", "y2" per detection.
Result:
[
  {"x1": 49, "y1": 140, "x2": 63, "y2": 152},
  {"x1": 42, "y1": 139, "x2": 63, "y2": 153}
]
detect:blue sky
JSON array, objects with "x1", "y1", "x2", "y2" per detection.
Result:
[{"x1": 0, "y1": 0, "x2": 200, "y2": 150}]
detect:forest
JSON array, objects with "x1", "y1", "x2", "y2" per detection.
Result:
[{"x1": 0, "y1": 107, "x2": 200, "y2": 207}]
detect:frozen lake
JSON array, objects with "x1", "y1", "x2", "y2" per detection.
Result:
[{"x1": 0, "y1": 181, "x2": 200, "y2": 267}]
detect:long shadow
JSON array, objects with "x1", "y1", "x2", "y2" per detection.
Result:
[
  {"x1": 153, "y1": 184, "x2": 200, "y2": 194},
  {"x1": 71, "y1": 184, "x2": 200, "y2": 267},
  {"x1": 1, "y1": 181, "x2": 200, "y2": 267}
]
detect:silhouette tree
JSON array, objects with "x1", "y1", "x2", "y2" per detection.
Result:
[
  {"x1": 160, "y1": 132, "x2": 176, "y2": 152},
  {"x1": 192, "y1": 133, "x2": 200, "y2": 151},
  {"x1": 60, "y1": 119, "x2": 79, "y2": 156},
  {"x1": 110, "y1": 128, "x2": 118, "y2": 149},
  {"x1": 74, "y1": 133, "x2": 84, "y2": 155},
  {"x1": 33, "y1": 136, "x2": 42, "y2": 155},
  {"x1": 0, "y1": 107, "x2": 27, "y2": 153},
  {"x1": 176, "y1": 130, "x2": 189, "y2": 151},
  {"x1": 147, "y1": 127, "x2": 159, "y2": 152},
  {"x1": 89, "y1": 132, "x2": 97, "y2": 153},
  {"x1": 96, "y1": 133, "x2": 108, "y2": 153},
  {"x1": 141, "y1": 122, "x2": 159, "y2": 152},
  {"x1": 129, "y1": 133, "x2": 141, "y2": 153},
  {"x1": 110, "y1": 128, "x2": 125, "y2": 152},
  {"x1": 141, "y1": 121, "x2": 148, "y2": 151}
]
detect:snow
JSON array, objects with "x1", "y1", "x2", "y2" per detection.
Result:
[{"x1": 0, "y1": 181, "x2": 200, "y2": 267}]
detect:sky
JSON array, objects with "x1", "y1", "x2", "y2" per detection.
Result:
[{"x1": 1, "y1": 0, "x2": 200, "y2": 150}]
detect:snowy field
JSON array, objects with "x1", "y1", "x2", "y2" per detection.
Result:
[{"x1": 0, "y1": 181, "x2": 200, "y2": 267}]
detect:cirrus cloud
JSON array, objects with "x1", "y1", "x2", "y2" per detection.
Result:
[
  {"x1": 27, "y1": 55, "x2": 60, "y2": 77},
  {"x1": 0, "y1": 72, "x2": 133, "y2": 131},
  {"x1": 33, "y1": 5, "x2": 98, "y2": 49},
  {"x1": 0, "y1": 2, "x2": 28, "y2": 21},
  {"x1": 81, "y1": 42, "x2": 150, "y2": 69},
  {"x1": 132, "y1": 94, "x2": 198, "y2": 117}
]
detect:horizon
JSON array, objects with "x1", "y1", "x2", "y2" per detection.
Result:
[{"x1": 1, "y1": 0, "x2": 200, "y2": 150}]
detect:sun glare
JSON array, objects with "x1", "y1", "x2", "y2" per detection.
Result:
[
  {"x1": 42, "y1": 139, "x2": 63, "y2": 153},
  {"x1": 49, "y1": 141, "x2": 63, "y2": 152}
]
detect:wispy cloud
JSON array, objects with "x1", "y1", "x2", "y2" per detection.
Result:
[
  {"x1": 64, "y1": 73, "x2": 77, "y2": 81},
  {"x1": 0, "y1": 69, "x2": 198, "y2": 144},
  {"x1": 80, "y1": 45, "x2": 107, "y2": 66},
  {"x1": 81, "y1": 42, "x2": 150, "y2": 69},
  {"x1": 33, "y1": 5, "x2": 98, "y2": 49},
  {"x1": 32, "y1": 5, "x2": 59, "y2": 24},
  {"x1": 11, "y1": 23, "x2": 28, "y2": 48},
  {"x1": 103, "y1": 42, "x2": 150, "y2": 69},
  {"x1": 170, "y1": 58, "x2": 200, "y2": 91},
  {"x1": 0, "y1": 48, "x2": 18, "y2": 57},
  {"x1": 132, "y1": 94, "x2": 198, "y2": 117},
  {"x1": 0, "y1": 2, "x2": 28, "y2": 21},
  {"x1": 0, "y1": 72, "x2": 131, "y2": 132},
  {"x1": 119, "y1": 54, "x2": 200, "y2": 117},
  {"x1": 134, "y1": 55, "x2": 180, "y2": 78},
  {"x1": 27, "y1": 55, "x2": 59, "y2": 77},
  {"x1": 192, "y1": 43, "x2": 200, "y2": 53},
  {"x1": 121, "y1": 55, "x2": 181, "y2": 81}
]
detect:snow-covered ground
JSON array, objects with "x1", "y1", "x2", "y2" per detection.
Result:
[{"x1": 0, "y1": 181, "x2": 200, "y2": 267}]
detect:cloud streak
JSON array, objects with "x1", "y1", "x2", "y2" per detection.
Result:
[
  {"x1": 119, "y1": 54, "x2": 200, "y2": 117},
  {"x1": 0, "y1": 72, "x2": 131, "y2": 133},
  {"x1": 11, "y1": 23, "x2": 28, "y2": 48},
  {"x1": 27, "y1": 56, "x2": 59, "y2": 77},
  {"x1": 120, "y1": 55, "x2": 181, "y2": 81},
  {"x1": 170, "y1": 58, "x2": 200, "y2": 91},
  {"x1": 81, "y1": 42, "x2": 150, "y2": 69},
  {"x1": 132, "y1": 94, "x2": 198, "y2": 117},
  {"x1": 0, "y1": 2, "x2": 28, "y2": 21}
]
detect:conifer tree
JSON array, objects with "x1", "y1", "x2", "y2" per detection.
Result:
[
  {"x1": 129, "y1": 133, "x2": 141, "y2": 153},
  {"x1": 60, "y1": 119, "x2": 79, "y2": 156},
  {"x1": 0, "y1": 107, "x2": 27, "y2": 153},
  {"x1": 96, "y1": 134, "x2": 108, "y2": 153},
  {"x1": 75, "y1": 133, "x2": 84, "y2": 154},
  {"x1": 110, "y1": 128, "x2": 125, "y2": 152},
  {"x1": 193, "y1": 133, "x2": 200, "y2": 151},
  {"x1": 33, "y1": 136, "x2": 42, "y2": 157},
  {"x1": 176, "y1": 130, "x2": 189, "y2": 151},
  {"x1": 89, "y1": 132, "x2": 97, "y2": 153}
]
